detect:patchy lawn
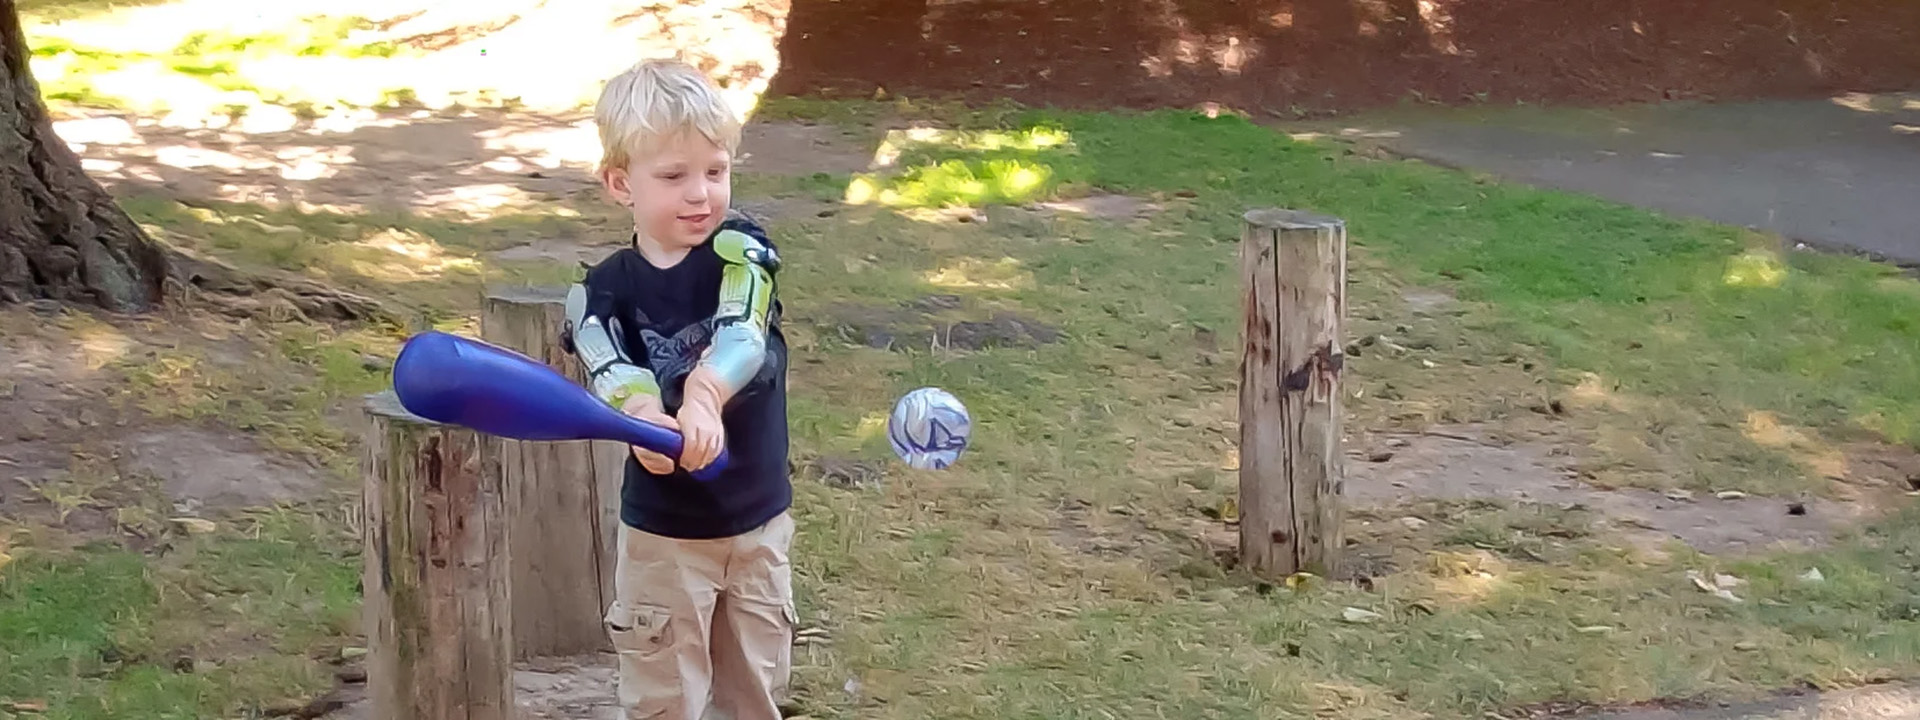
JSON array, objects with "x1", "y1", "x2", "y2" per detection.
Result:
[{"x1": 4, "y1": 88, "x2": 1919, "y2": 720}]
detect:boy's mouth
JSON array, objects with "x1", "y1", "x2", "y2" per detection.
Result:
[{"x1": 677, "y1": 212, "x2": 712, "y2": 225}]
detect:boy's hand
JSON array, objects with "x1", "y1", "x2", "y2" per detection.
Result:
[
  {"x1": 619, "y1": 394, "x2": 680, "y2": 475},
  {"x1": 675, "y1": 368, "x2": 727, "y2": 471}
]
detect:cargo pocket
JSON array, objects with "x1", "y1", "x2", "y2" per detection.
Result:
[
  {"x1": 605, "y1": 601, "x2": 679, "y2": 718},
  {"x1": 606, "y1": 600, "x2": 672, "y2": 655}
]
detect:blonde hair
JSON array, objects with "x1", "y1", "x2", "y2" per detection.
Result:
[{"x1": 594, "y1": 58, "x2": 742, "y2": 174}]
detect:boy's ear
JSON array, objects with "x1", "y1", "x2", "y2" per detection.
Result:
[{"x1": 601, "y1": 166, "x2": 633, "y2": 207}]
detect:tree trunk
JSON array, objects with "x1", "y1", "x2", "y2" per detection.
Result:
[
  {"x1": 481, "y1": 286, "x2": 627, "y2": 661},
  {"x1": 0, "y1": 0, "x2": 167, "y2": 312}
]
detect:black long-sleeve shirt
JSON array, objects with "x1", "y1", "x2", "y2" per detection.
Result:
[{"x1": 579, "y1": 215, "x2": 790, "y2": 539}]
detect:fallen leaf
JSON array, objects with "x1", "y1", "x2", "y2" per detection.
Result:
[
  {"x1": 1689, "y1": 573, "x2": 1715, "y2": 592},
  {"x1": 171, "y1": 517, "x2": 217, "y2": 535},
  {"x1": 1687, "y1": 570, "x2": 1745, "y2": 602},
  {"x1": 1800, "y1": 568, "x2": 1825, "y2": 582},
  {"x1": 1716, "y1": 490, "x2": 1749, "y2": 500},
  {"x1": 1341, "y1": 607, "x2": 1384, "y2": 624}
]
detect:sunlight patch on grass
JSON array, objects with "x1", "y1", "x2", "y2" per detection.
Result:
[
  {"x1": 847, "y1": 158, "x2": 1060, "y2": 209},
  {"x1": 74, "y1": 324, "x2": 137, "y2": 370},
  {"x1": 1743, "y1": 411, "x2": 1851, "y2": 481},
  {"x1": 870, "y1": 126, "x2": 1072, "y2": 168},
  {"x1": 345, "y1": 227, "x2": 483, "y2": 282},
  {"x1": 853, "y1": 412, "x2": 890, "y2": 443},
  {"x1": 1724, "y1": 249, "x2": 1790, "y2": 288},
  {"x1": 922, "y1": 257, "x2": 1032, "y2": 291},
  {"x1": 410, "y1": 182, "x2": 545, "y2": 220},
  {"x1": 29, "y1": 16, "x2": 404, "y2": 115},
  {"x1": 841, "y1": 124, "x2": 1083, "y2": 209},
  {"x1": 1563, "y1": 371, "x2": 1634, "y2": 413}
]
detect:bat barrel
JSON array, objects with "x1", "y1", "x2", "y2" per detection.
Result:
[{"x1": 393, "y1": 331, "x2": 729, "y2": 479}]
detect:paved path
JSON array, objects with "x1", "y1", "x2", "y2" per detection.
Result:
[{"x1": 1302, "y1": 92, "x2": 1920, "y2": 265}]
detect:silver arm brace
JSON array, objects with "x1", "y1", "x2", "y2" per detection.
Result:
[
  {"x1": 699, "y1": 229, "x2": 777, "y2": 396},
  {"x1": 565, "y1": 283, "x2": 661, "y2": 408}
]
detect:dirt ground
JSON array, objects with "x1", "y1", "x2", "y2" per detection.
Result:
[{"x1": 765, "y1": 0, "x2": 1920, "y2": 115}]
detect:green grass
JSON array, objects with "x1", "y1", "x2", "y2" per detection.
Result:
[
  {"x1": 744, "y1": 101, "x2": 1920, "y2": 717},
  {"x1": 27, "y1": 14, "x2": 407, "y2": 112},
  {"x1": 0, "y1": 510, "x2": 357, "y2": 719},
  {"x1": 6, "y1": 93, "x2": 1919, "y2": 719},
  {"x1": 16, "y1": 0, "x2": 179, "y2": 22},
  {"x1": 808, "y1": 105, "x2": 1920, "y2": 494}
]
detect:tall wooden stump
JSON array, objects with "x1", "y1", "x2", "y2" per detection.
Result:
[
  {"x1": 362, "y1": 391, "x2": 513, "y2": 719},
  {"x1": 1238, "y1": 209, "x2": 1347, "y2": 578},
  {"x1": 481, "y1": 285, "x2": 628, "y2": 660}
]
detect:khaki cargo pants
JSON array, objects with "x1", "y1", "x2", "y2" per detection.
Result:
[{"x1": 603, "y1": 511, "x2": 796, "y2": 720}]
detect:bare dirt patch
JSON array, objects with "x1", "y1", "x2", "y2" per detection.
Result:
[
  {"x1": 124, "y1": 428, "x2": 328, "y2": 512},
  {"x1": 319, "y1": 653, "x2": 623, "y2": 719},
  {"x1": 795, "y1": 454, "x2": 885, "y2": 491},
  {"x1": 1345, "y1": 427, "x2": 1906, "y2": 555},
  {"x1": 489, "y1": 238, "x2": 627, "y2": 268},
  {"x1": 58, "y1": 109, "x2": 616, "y2": 223},
  {"x1": 1, "y1": 307, "x2": 335, "y2": 545},
  {"x1": 737, "y1": 121, "x2": 882, "y2": 176},
  {"x1": 1569, "y1": 681, "x2": 1920, "y2": 720},
  {"x1": 1034, "y1": 193, "x2": 1162, "y2": 220}
]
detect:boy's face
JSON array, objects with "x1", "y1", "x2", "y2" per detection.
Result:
[{"x1": 602, "y1": 131, "x2": 732, "y2": 251}]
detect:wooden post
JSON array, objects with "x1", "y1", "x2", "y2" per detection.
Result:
[
  {"x1": 480, "y1": 285, "x2": 628, "y2": 660},
  {"x1": 361, "y1": 390, "x2": 513, "y2": 719},
  {"x1": 1238, "y1": 209, "x2": 1347, "y2": 578}
]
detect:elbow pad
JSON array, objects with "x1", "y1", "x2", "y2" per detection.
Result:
[
  {"x1": 564, "y1": 283, "x2": 660, "y2": 407},
  {"x1": 699, "y1": 228, "x2": 778, "y2": 394}
]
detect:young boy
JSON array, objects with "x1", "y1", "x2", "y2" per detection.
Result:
[{"x1": 563, "y1": 58, "x2": 793, "y2": 720}]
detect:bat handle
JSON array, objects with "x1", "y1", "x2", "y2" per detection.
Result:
[
  {"x1": 691, "y1": 448, "x2": 732, "y2": 482},
  {"x1": 625, "y1": 415, "x2": 732, "y2": 481}
]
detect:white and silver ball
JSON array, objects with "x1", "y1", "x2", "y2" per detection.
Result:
[{"x1": 886, "y1": 387, "x2": 971, "y2": 470}]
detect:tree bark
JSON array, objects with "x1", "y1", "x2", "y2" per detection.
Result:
[
  {"x1": 1238, "y1": 208, "x2": 1347, "y2": 579},
  {"x1": 362, "y1": 390, "x2": 515, "y2": 719},
  {"x1": 480, "y1": 285, "x2": 626, "y2": 661},
  {"x1": 0, "y1": 0, "x2": 167, "y2": 312}
]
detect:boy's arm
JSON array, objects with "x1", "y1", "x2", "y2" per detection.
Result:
[
  {"x1": 565, "y1": 272, "x2": 661, "y2": 410},
  {"x1": 682, "y1": 220, "x2": 779, "y2": 410}
]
